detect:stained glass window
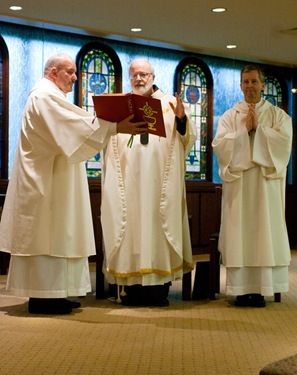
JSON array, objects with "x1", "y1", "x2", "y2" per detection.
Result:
[
  {"x1": 76, "y1": 43, "x2": 122, "y2": 178},
  {"x1": 262, "y1": 75, "x2": 283, "y2": 108},
  {"x1": 175, "y1": 60, "x2": 213, "y2": 181}
]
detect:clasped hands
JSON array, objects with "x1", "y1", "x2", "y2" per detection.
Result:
[{"x1": 246, "y1": 103, "x2": 258, "y2": 133}]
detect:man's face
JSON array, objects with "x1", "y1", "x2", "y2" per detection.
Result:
[
  {"x1": 240, "y1": 70, "x2": 265, "y2": 103},
  {"x1": 129, "y1": 61, "x2": 154, "y2": 97},
  {"x1": 54, "y1": 60, "x2": 77, "y2": 93}
]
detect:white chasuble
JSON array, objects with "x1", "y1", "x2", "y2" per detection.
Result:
[{"x1": 101, "y1": 89, "x2": 197, "y2": 286}]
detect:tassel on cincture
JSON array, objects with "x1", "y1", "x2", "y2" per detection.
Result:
[
  {"x1": 116, "y1": 285, "x2": 127, "y2": 303},
  {"x1": 116, "y1": 285, "x2": 122, "y2": 303},
  {"x1": 120, "y1": 286, "x2": 127, "y2": 297}
]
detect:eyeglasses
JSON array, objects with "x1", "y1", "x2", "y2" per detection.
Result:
[{"x1": 129, "y1": 72, "x2": 152, "y2": 80}]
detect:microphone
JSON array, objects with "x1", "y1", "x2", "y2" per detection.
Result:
[{"x1": 140, "y1": 133, "x2": 149, "y2": 145}]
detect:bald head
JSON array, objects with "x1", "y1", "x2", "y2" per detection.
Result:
[
  {"x1": 129, "y1": 59, "x2": 155, "y2": 76},
  {"x1": 44, "y1": 54, "x2": 77, "y2": 94},
  {"x1": 44, "y1": 54, "x2": 74, "y2": 74}
]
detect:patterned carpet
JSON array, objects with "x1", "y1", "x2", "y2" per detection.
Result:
[{"x1": 1, "y1": 252, "x2": 297, "y2": 375}]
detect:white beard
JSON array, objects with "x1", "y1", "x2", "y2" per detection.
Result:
[{"x1": 133, "y1": 85, "x2": 150, "y2": 96}]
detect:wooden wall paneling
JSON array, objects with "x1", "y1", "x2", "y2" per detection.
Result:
[
  {"x1": 200, "y1": 191, "x2": 217, "y2": 245},
  {"x1": 186, "y1": 189, "x2": 200, "y2": 250},
  {"x1": 0, "y1": 179, "x2": 9, "y2": 274},
  {"x1": 285, "y1": 184, "x2": 297, "y2": 249},
  {"x1": 183, "y1": 181, "x2": 221, "y2": 299},
  {"x1": 88, "y1": 179, "x2": 105, "y2": 299},
  {"x1": 186, "y1": 181, "x2": 220, "y2": 255}
]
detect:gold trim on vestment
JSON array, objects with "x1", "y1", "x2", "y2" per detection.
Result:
[{"x1": 107, "y1": 260, "x2": 194, "y2": 278}]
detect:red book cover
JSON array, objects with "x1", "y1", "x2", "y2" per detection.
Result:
[{"x1": 92, "y1": 93, "x2": 166, "y2": 138}]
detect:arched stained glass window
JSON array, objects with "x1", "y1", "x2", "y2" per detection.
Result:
[
  {"x1": 174, "y1": 58, "x2": 213, "y2": 181},
  {"x1": 0, "y1": 36, "x2": 9, "y2": 179},
  {"x1": 81, "y1": 50, "x2": 116, "y2": 112},
  {"x1": 262, "y1": 75, "x2": 283, "y2": 108},
  {"x1": 76, "y1": 43, "x2": 122, "y2": 178}
]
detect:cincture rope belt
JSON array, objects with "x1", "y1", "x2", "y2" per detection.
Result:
[{"x1": 117, "y1": 285, "x2": 127, "y2": 303}]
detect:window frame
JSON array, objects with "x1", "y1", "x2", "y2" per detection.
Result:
[
  {"x1": 75, "y1": 42, "x2": 122, "y2": 108},
  {"x1": 0, "y1": 35, "x2": 9, "y2": 179},
  {"x1": 75, "y1": 42, "x2": 122, "y2": 178},
  {"x1": 263, "y1": 67, "x2": 288, "y2": 112},
  {"x1": 174, "y1": 57, "x2": 213, "y2": 182}
]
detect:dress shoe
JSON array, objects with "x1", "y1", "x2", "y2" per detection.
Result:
[
  {"x1": 64, "y1": 299, "x2": 81, "y2": 309},
  {"x1": 120, "y1": 296, "x2": 147, "y2": 306},
  {"x1": 234, "y1": 294, "x2": 251, "y2": 307},
  {"x1": 151, "y1": 298, "x2": 169, "y2": 307},
  {"x1": 28, "y1": 298, "x2": 72, "y2": 315},
  {"x1": 250, "y1": 294, "x2": 266, "y2": 308},
  {"x1": 121, "y1": 296, "x2": 169, "y2": 307}
]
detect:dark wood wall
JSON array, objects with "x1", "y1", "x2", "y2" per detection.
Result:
[
  {"x1": 186, "y1": 182, "x2": 221, "y2": 255},
  {"x1": 0, "y1": 179, "x2": 8, "y2": 205},
  {"x1": 88, "y1": 180, "x2": 297, "y2": 255},
  {"x1": 285, "y1": 184, "x2": 297, "y2": 249}
]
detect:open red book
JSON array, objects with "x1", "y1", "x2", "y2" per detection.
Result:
[{"x1": 92, "y1": 93, "x2": 166, "y2": 138}]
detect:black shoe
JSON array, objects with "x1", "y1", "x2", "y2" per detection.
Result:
[
  {"x1": 64, "y1": 299, "x2": 81, "y2": 309},
  {"x1": 234, "y1": 294, "x2": 250, "y2": 307},
  {"x1": 250, "y1": 294, "x2": 266, "y2": 308},
  {"x1": 28, "y1": 298, "x2": 72, "y2": 315},
  {"x1": 151, "y1": 298, "x2": 169, "y2": 307},
  {"x1": 121, "y1": 296, "x2": 169, "y2": 307},
  {"x1": 121, "y1": 296, "x2": 147, "y2": 306}
]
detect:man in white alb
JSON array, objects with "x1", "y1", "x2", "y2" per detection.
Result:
[
  {"x1": 212, "y1": 64, "x2": 292, "y2": 307},
  {"x1": 0, "y1": 54, "x2": 147, "y2": 314}
]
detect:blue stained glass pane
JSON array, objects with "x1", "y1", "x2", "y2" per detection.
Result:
[
  {"x1": 186, "y1": 85, "x2": 200, "y2": 104},
  {"x1": 265, "y1": 94, "x2": 276, "y2": 105},
  {"x1": 262, "y1": 76, "x2": 282, "y2": 108},
  {"x1": 89, "y1": 73, "x2": 107, "y2": 94}
]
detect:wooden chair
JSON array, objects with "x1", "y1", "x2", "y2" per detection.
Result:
[
  {"x1": 0, "y1": 190, "x2": 10, "y2": 275},
  {"x1": 182, "y1": 233, "x2": 220, "y2": 301},
  {"x1": 182, "y1": 184, "x2": 222, "y2": 301}
]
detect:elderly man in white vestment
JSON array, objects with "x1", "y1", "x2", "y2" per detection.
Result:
[
  {"x1": 212, "y1": 64, "x2": 292, "y2": 308},
  {"x1": 101, "y1": 59, "x2": 197, "y2": 306},
  {"x1": 0, "y1": 54, "x2": 147, "y2": 314}
]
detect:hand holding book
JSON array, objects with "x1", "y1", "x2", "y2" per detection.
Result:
[
  {"x1": 116, "y1": 114, "x2": 148, "y2": 135},
  {"x1": 92, "y1": 93, "x2": 166, "y2": 138}
]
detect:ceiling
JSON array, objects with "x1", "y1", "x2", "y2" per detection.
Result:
[{"x1": 1, "y1": 0, "x2": 297, "y2": 68}]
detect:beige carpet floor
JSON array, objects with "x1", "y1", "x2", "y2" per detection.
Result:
[{"x1": 1, "y1": 252, "x2": 297, "y2": 375}]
